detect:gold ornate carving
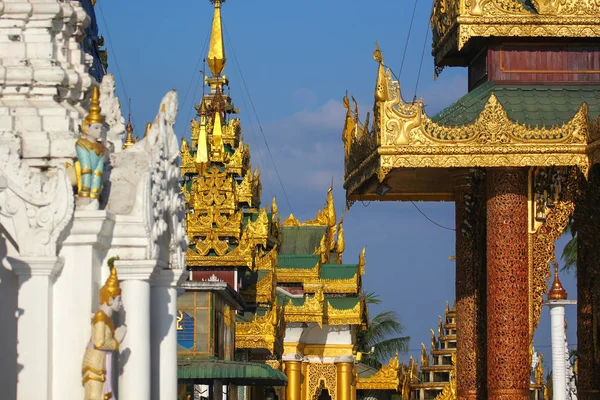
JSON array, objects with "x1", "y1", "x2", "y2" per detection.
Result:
[
  {"x1": 307, "y1": 363, "x2": 337, "y2": 400},
  {"x1": 430, "y1": 0, "x2": 600, "y2": 64},
  {"x1": 226, "y1": 142, "x2": 249, "y2": 176},
  {"x1": 357, "y1": 353, "x2": 401, "y2": 391},
  {"x1": 236, "y1": 306, "x2": 280, "y2": 353},
  {"x1": 302, "y1": 344, "x2": 356, "y2": 357},
  {"x1": 284, "y1": 288, "x2": 325, "y2": 327},
  {"x1": 180, "y1": 138, "x2": 196, "y2": 176},
  {"x1": 528, "y1": 167, "x2": 576, "y2": 340}
]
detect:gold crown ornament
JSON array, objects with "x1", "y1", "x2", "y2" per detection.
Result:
[
  {"x1": 81, "y1": 86, "x2": 105, "y2": 134},
  {"x1": 99, "y1": 267, "x2": 122, "y2": 305}
]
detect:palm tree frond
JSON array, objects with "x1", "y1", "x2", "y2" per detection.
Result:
[{"x1": 560, "y1": 235, "x2": 577, "y2": 272}]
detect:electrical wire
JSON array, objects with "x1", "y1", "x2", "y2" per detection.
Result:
[
  {"x1": 398, "y1": 0, "x2": 420, "y2": 79},
  {"x1": 179, "y1": 25, "x2": 212, "y2": 135},
  {"x1": 410, "y1": 202, "x2": 455, "y2": 231},
  {"x1": 222, "y1": 26, "x2": 274, "y2": 200},
  {"x1": 96, "y1": 2, "x2": 136, "y2": 129},
  {"x1": 222, "y1": 25, "x2": 295, "y2": 218},
  {"x1": 413, "y1": 1, "x2": 434, "y2": 101}
]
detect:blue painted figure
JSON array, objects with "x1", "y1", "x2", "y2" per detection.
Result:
[{"x1": 76, "y1": 86, "x2": 107, "y2": 210}]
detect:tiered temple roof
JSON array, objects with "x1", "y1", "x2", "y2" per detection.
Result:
[
  {"x1": 179, "y1": 0, "x2": 283, "y2": 361},
  {"x1": 276, "y1": 189, "x2": 367, "y2": 330}
]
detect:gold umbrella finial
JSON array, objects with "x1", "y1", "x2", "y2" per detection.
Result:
[{"x1": 207, "y1": 0, "x2": 227, "y2": 77}]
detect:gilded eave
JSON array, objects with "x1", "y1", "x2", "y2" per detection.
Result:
[
  {"x1": 343, "y1": 58, "x2": 592, "y2": 204},
  {"x1": 431, "y1": 0, "x2": 600, "y2": 66}
]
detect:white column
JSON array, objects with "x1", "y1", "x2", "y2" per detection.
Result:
[
  {"x1": 53, "y1": 210, "x2": 114, "y2": 400},
  {"x1": 11, "y1": 256, "x2": 63, "y2": 400},
  {"x1": 550, "y1": 304, "x2": 566, "y2": 400},
  {"x1": 117, "y1": 260, "x2": 159, "y2": 400},
  {"x1": 151, "y1": 268, "x2": 188, "y2": 400}
]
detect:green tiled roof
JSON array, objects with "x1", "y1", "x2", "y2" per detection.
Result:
[
  {"x1": 277, "y1": 254, "x2": 319, "y2": 269},
  {"x1": 432, "y1": 82, "x2": 600, "y2": 127},
  {"x1": 280, "y1": 226, "x2": 327, "y2": 254},
  {"x1": 320, "y1": 264, "x2": 358, "y2": 280},
  {"x1": 328, "y1": 296, "x2": 360, "y2": 310},
  {"x1": 178, "y1": 359, "x2": 287, "y2": 386}
]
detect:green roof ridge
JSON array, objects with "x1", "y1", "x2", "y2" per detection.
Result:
[{"x1": 320, "y1": 264, "x2": 358, "y2": 280}]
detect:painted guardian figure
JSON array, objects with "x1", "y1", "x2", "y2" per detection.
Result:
[
  {"x1": 76, "y1": 86, "x2": 108, "y2": 210},
  {"x1": 82, "y1": 265, "x2": 127, "y2": 400}
]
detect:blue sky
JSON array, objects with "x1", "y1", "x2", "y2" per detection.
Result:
[{"x1": 97, "y1": 0, "x2": 577, "y2": 367}]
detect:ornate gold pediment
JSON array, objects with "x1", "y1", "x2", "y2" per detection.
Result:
[
  {"x1": 431, "y1": 0, "x2": 600, "y2": 64},
  {"x1": 357, "y1": 353, "x2": 401, "y2": 391}
]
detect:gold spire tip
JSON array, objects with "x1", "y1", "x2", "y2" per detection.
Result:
[
  {"x1": 84, "y1": 86, "x2": 105, "y2": 127},
  {"x1": 207, "y1": 0, "x2": 226, "y2": 77},
  {"x1": 548, "y1": 262, "x2": 567, "y2": 300}
]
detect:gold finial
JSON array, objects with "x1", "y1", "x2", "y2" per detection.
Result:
[
  {"x1": 374, "y1": 41, "x2": 390, "y2": 102},
  {"x1": 373, "y1": 41, "x2": 383, "y2": 64},
  {"x1": 99, "y1": 267, "x2": 122, "y2": 305},
  {"x1": 123, "y1": 115, "x2": 135, "y2": 150},
  {"x1": 548, "y1": 261, "x2": 567, "y2": 300},
  {"x1": 326, "y1": 186, "x2": 336, "y2": 227},
  {"x1": 336, "y1": 220, "x2": 345, "y2": 256},
  {"x1": 342, "y1": 91, "x2": 355, "y2": 157},
  {"x1": 207, "y1": 0, "x2": 226, "y2": 77},
  {"x1": 82, "y1": 86, "x2": 105, "y2": 134},
  {"x1": 144, "y1": 122, "x2": 151, "y2": 138},
  {"x1": 358, "y1": 247, "x2": 366, "y2": 276},
  {"x1": 271, "y1": 196, "x2": 278, "y2": 216}
]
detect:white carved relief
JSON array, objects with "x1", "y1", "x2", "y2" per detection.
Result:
[
  {"x1": 0, "y1": 149, "x2": 74, "y2": 257},
  {"x1": 99, "y1": 74, "x2": 126, "y2": 153}
]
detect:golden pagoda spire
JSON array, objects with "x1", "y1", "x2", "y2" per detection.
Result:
[
  {"x1": 122, "y1": 114, "x2": 135, "y2": 150},
  {"x1": 207, "y1": 0, "x2": 227, "y2": 77},
  {"x1": 144, "y1": 122, "x2": 151, "y2": 138}
]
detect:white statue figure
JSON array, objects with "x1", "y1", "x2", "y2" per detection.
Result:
[
  {"x1": 99, "y1": 74, "x2": 126, "y2": 153},
  {"x1": 82, "y1": 265, "x2": 127, "y2": 400}
]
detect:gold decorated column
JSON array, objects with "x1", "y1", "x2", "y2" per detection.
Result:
[
  {"x1": 336, "y1": 362, "x2": 354, "y2": 400},
  {"x1": 486, "y1": 168, "x2": 529, "y2": 400},
  {"x1": 285, "y1": 361, "x2": 302, "y2": 400},
  {"x1": 452, "y1": 169, "x2": 487, "y2": 400}
]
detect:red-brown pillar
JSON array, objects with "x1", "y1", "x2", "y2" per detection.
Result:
[
  {"x1": 486, "y1": 168, "x2": 529, "y2": 400},
  {"x1": 576, "y1": 164, "x2": 600, "y2": 399},
  {"x1": 453, "y1": 169, "x2": 487, "y2": 400}
]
